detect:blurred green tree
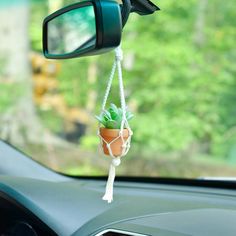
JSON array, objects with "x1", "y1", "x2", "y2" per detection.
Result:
[{"x1": 28, "y1": 0, "x2": 236, "y2": 160}]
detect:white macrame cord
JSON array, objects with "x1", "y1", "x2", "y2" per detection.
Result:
[{"x1": 98, "y1": 45, "x2": 133, "y2": 203}]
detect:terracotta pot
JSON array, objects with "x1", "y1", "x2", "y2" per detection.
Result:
[{"x1": 99, "y1": 128, "x2": 129, "y2": 157}]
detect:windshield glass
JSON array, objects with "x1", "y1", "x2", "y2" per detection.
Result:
[{"x1": 0, "y1": 0, "x2": 235, "y2": 178}]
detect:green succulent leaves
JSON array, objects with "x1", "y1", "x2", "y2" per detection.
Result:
[{"x1": 95, "y1": 103, "x2": 134, "y2": 129}]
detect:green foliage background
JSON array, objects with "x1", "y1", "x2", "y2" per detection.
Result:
[{"x1": 28, "y1": 0, "x2": 236, "y2": 173}]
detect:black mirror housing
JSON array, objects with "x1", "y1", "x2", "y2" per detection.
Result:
[{"x1": 43, "y1": 0, "x2": 122, "y2": 59}]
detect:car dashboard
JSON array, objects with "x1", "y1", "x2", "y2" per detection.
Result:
[{"x1": 0, "y1": 176, "x2": 236, "y2": 236}]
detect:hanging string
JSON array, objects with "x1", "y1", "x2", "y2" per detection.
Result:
[
  {"x1": 98, "y1": 45, "x2": 133, "y2": 203},
  {"x1": 116, "y1": 47, "x2": 126, "y2": 113},
  {"x1": 101, "y1": 61, "x2": 117, "y2": 111}
]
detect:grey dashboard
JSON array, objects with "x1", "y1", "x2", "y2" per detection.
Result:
[{"x1": 0, "y1": 176, "x2": 236, "y2": 236}]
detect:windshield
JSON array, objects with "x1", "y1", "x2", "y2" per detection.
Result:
[{"x1": 0, "y1": 0, "x2": 235, "y2": 178}]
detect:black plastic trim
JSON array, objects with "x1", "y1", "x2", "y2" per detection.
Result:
[
  {"x1": 121, "y1": 0, "x2": 132, "y2": 27},
  {"x1": 66, "y1": 175, "x2": 236, "y2": 191},
  {"x1": 130, "y1": 0, "x2": 160, "y2": 15},
  {"x1": 0, "y1": 191, "x2": 56, "y2": 235}
]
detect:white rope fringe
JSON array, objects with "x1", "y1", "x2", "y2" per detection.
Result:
[
  {"x1": 102, "y1": 158, "x2": 121, "y2": 203},
  {"x1": 99, "y1": 45, "x2": 133, "y2": 203}
]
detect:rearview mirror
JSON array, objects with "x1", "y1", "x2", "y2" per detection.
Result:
[{"x1": 43, "y1": 0, "x2": 122, "y2": 59}]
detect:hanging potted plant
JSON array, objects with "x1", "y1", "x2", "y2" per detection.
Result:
[{"x1": 95, "y1": 103, "x2": 134, "y2": 157}]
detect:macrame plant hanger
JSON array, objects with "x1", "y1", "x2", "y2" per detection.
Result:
[{"x1": 98, "y1": 45, "x2": 133, "y2": 203}]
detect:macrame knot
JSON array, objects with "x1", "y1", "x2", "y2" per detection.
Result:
[
  {"x1": 112, "y1": 157, "x2": 121, "y2": 167},
  {"x1": 115, "y1": 47, "x2": 123, "y2": 61}
]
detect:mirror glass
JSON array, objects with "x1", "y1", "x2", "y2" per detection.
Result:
[{"x1": 47, "y1": 5, "x2": 96, "y2": 55}]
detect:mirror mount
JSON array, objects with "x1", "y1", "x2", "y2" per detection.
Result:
[
  {"x1": 130, "y1": 0, "x2": 160, "y2": 15},
  {"x1": 120, "y1": 0, "x2": 160, "y2": 28},
  {"x1": 120, "y1": 0, "x2": 132, "y2": 27}
]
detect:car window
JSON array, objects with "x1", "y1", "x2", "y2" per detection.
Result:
[{"x1": 0, "y1": 0, "x2": 235, "y2": 178}]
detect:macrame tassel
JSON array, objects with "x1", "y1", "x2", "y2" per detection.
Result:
[{"x1": 102, "y1": 158, "x2": 121, "y2": 203}]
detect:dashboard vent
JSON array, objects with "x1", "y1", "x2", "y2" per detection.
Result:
[{"x1": 96, "y1": 229, "x2": 147, "y2": 236}]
